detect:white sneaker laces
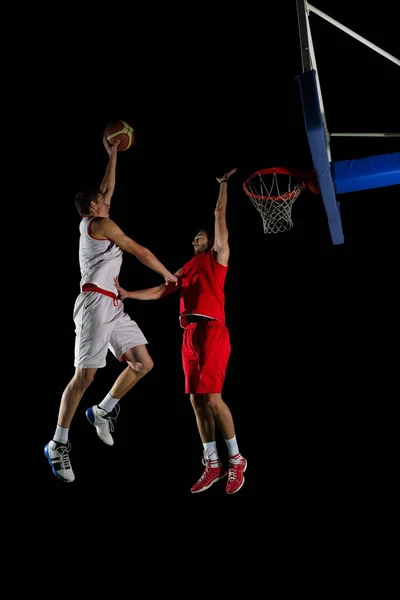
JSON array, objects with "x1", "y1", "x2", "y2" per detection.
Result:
[
  {"x1": 57, "y1": 442, "x2": 72, "y2": 470},
  {"x1": 228, "y1": 456, "x2": 243, "y2": 481},
  {"x1": 100, "y1": 404, "x2": 120, "y2": 432},
  {"x1": 199, "y1": 451, "x2": 218, "y2": 480}
]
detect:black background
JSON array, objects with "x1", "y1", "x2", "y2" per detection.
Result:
[{"x1": 13, "y1": 1, "x2": 399, "y2": 507}]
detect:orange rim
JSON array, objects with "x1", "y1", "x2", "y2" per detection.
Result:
[{"x1": 243, "y1": 166, "x2": 319, "y2": 201}]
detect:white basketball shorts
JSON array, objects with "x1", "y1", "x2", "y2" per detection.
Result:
[{"x1": 73, "y1": 291, "x2": 148, "y2": 369}]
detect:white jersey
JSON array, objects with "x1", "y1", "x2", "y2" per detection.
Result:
[{"x1": 78, "y1": 217, "x2": 122, "y2": 294}]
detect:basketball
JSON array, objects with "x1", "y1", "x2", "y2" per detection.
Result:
[{"x1": 104, "y1": 120, "x2": 134, "y2": 151}]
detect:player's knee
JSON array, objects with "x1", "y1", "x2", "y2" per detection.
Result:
[
  {"x1": 128, "y1": 357, "x2": 154, "y2": 375},
  {"x1": 73, "y1": 369, "x2": 95, "y2": 390},
  {"x1": 142, "y1": 357, "x2": 154, "y2": 374},
  {"x1": 206, "y1": 393, "x2": 222, "y2": 413},
  {"x1": 190, "y1": 394, "x2": 207, "y2": 410}
]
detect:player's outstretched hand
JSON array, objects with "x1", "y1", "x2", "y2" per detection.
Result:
[
  {"x1": 113, "y1": 276, "x2": 128, "y2": 299},
  {"x1": 103, "y1": 134, "x2": 120, "y2": 156},
  {"x1": 165, "y1": 272, "x2": 179, "y2": 286},
  {"x1": 216, "y1": 168, "x2": 237, "y2": 184}
]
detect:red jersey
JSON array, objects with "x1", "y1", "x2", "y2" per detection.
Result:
[{"x1": 179, "y1": 250, "x2": 228, "y2": 328}]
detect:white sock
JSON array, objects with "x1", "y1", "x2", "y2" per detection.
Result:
[
  {"x1": 98, "y1": 393, "x2": 119, "y2": 414},
  {"x1": 203, "y1": 441, "x2": 219, "y2": 464},
  {"x1": 225, "y1": 435, "x2": 239, "y2": 458},
  {"x1": 54, "y1": 425, "x2": 69, "y2": 445}
]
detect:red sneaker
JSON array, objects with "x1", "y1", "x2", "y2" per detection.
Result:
[
  {"x1": 226, "y1": 454, "x2": 247, "y2": 494},
  {"x1": 190, "y1": 459, "x2": 227, "y2": 494}
]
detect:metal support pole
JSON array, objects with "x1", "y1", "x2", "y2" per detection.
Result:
[{"x1": 308, "y1": 4, "x2": 400, "y2": 67}]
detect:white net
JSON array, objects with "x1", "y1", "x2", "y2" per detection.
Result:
[{"x1": 243, "y1": 170, "x2": 305, "y2": 234}]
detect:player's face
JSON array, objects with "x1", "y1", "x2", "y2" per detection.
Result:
[
  {"x1": 192, "y1": 231, "x2": 208, "y2": 254},
  {"x1": 96, "y1": 193, "x2": 110, "y2": 217}
]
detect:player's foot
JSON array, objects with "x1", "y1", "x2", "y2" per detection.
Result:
[
  {"x1": 44, "y1": 440, "x2": 75, "y2": 483},
  {"x1": 226, "y1": 454, "x2": 247, "y2": 494},
  {"x1": 190, "y1": 457, "x2": 227, "y2": 494},
  {"x1": 85, "y1": 404, "x2": 120, "y2": 446}
]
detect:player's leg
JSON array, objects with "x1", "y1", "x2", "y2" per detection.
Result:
[
  {"x1": 45, "y1": 292, "x2": 110, "y2": 483},
  {"x1": 196, "y1": 322, "x2": 233, "y2": 438},
  {"x1": 182, "y1": 325, "x2": 226, "y2": 493},
  {"x1": 206, "y1": 393, "x2": 235, "y2": 439},
  {"x1": 199, "y1": 323, "x2": 247, "y2": 494},
  {"x1": 44, "y1": 368, "x2": 97, "y2": 484},
  {"x1": 86, "y1": 306, "x2": 153, "y2": 445},
  {"x1": 85, "y1": 344, "x2": 154, "y2": 446},
  {"x1": 190, "y1": 393, "x2": 216, "y2": 443},
  {"x1": 110, "y1": 343, "x2": 154, "y2": 397},
  {"x1": 58, "y1": 368, "x2": 97, "y2": 428},
  {"x1": 205, "y1": 391, "x2": 247, "y2": 494},
  {"x1": 189, "y1": 391, "x2": 227, "y2": 494},
  {"x1": 182, "y1": 327, "x2": 215, "y2": 443}
]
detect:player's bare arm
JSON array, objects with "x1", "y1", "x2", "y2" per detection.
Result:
[
  {"x1": 100, "y1": 136, "x2": 120, "y2": 205},
  {"x1": 92, "y1": 218, "x2": 178, "y2": 284},
  {"x1": 213, "y1": 168, "x2": 237, "y2": 266},
  {"x1": 114, "y1": 268, "x2": 183, "y2": 301}
]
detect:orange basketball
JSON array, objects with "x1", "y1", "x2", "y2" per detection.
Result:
[{"x1": 104, "y1": 120, "x2": 134, "y2": 151}]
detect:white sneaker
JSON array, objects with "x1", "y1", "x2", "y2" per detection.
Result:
[
  {"x1": 44, "y1": 440, "x2": 75, "y2": 482},
  {"x1": 85, "y1": 404, "x2": 120, "y2": 446}
]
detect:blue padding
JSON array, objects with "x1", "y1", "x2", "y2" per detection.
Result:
[
  {"x1": 331, "y1": 152, "x2": 400, "y2": 194},
  {"x1": 296, "y1": 70, "x2": 344, "y2": 245}
]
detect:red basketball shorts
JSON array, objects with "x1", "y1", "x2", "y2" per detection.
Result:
[{"x1": 182, "y1": 321, "x2": 231, "y2": 394}]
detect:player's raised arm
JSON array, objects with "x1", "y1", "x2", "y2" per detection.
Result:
[
  {"x1": 99, "y1": 135, "x2": 120, "y2": 206},
  {"x1": 213, "y1": 168, "x2": 237, "y2": 266}
]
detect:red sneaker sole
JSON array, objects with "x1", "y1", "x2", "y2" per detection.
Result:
[{"x1": 190, "y1": 471, "x2": 227, "y2": 494}]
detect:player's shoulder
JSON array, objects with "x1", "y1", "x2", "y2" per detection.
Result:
[
  {"x1": 90, "y1": 216, "x2": 113, "y2": 236},
  {"x1": 93, "y1": 216, "x2": 116, "y2": 228},
  {"x1": 212, "y1": 248, "x2": 229, "y2": 268}
]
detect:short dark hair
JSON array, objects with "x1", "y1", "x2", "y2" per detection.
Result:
[{"x1": 75, "y1": 188, "x2": 103, "y2": 217}]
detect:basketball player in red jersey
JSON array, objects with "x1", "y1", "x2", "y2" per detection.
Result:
[
  {"x1": 44, "y1": 135, "x2": 178, "y2": 483},
  {"x1": 114, "y1": 168, "x2": 247, "y2": 494}
]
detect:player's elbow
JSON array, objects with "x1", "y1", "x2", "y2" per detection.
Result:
[
  {"x1": 138, "y1": 246, "x2": 151, "y2": 260},
  {"x1": 214, "y1": 207, "x2": 226, "y2": 218}
]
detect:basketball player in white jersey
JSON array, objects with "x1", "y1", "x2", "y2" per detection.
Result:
[{"x1": 44, "y1": 136, "x2": 178, "y2": 483}]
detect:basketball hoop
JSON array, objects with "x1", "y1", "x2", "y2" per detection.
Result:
[{"x1": 243, "y1": 167, "x2": 319, "y2": 234}]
